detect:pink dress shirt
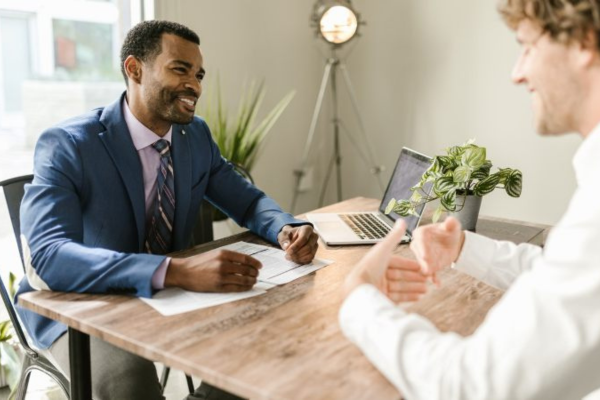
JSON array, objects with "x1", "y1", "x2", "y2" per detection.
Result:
[{"x1": 122, "y1": 99, "x2": 172, "y2": 289}]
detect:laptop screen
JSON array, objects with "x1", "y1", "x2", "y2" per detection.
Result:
[{"x1": 379, "y1": 148, "x2": 433, "y2": 234}]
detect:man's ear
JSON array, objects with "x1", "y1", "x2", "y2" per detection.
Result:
[
  {"x1": 577, "y1": 29, "x2": 600, "y2": 67},
  {"x1": 124, "y1": 55, "x2": 143, "y2": 84}
]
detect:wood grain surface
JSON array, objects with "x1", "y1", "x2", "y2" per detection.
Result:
[{"x1": 19, "y1": 197, "x2": 548, "y2": 400}]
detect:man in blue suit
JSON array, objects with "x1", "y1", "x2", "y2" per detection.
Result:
[{"x1": 17, "y1": 20, "x2": 318, "y2": 400}]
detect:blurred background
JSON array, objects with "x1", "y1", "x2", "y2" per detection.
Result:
[{"x1": 0, "y1": 0, "x2": 580, "y2": 276}]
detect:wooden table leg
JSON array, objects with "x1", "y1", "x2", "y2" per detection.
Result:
[{"x1": 68, "y1": 327, "x2": 92, "y2": 400}]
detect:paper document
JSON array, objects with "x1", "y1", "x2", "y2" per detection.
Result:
[
  {"x1": 220, "y1": 242, "x2": 333, "y2": 285},
  {"x1": 141, "y1": 282, "x2": 272, "y2": 316},
  {"x1": 142, "y1": 242, "x2": 332, "y2": 316}
]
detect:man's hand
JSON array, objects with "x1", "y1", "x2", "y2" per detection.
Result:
[
  {"x1": 343, "y1": 220, "x2": 428, "y2": 302},
  {"x1": 277, "y1": 225, "x2": 319, "y2": 264},
  {"x1": 410, "y1": 216, "x2": 465, "y2": 276},
  {"x1": 165, "y1": 249, "x2": 262, "y2": 292}
]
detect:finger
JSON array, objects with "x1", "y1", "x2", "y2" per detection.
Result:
[
  {"x1": 220, "y1": 273, "x2": 257, "y2": 287},
  {"x1": 357, "y1": 220, "x2": 407, "y2": 278},
  {"x1": 375, "y1": 220, "x2": 407, "y2": 254},
  {"x1": 432, "y1": 272, "x2": 441, "y2": 287},
  {"x1": 386, "y1": 268, "x2": 428, "y2": 282},
  {"x1": 388, "y1": 256, "x2": 422, "y2": 271},
  {"x1": 444, "y1": 216, "x2": 461, "y2": 233},
  {"x1": 286, "y1": 227, "x2": 312, "y2": 254},
  {"x1": 388, "y1": 292, "x2": 422, "y2": 303},
  {"x1": 387, "y1": 281, "x2": 428, "y2": 293},
  {"x1": 220, "y1": 263, "x2": 260, "y2": 277},
  {"x1": 219, "y1": 284, "x2": 254, "y2": 292},
  {"x1": 278, "y1": 228, "x2": 293, "y2": 251},
  {"x1": 215, "y1": 249, "x2": 262, "y2": 269},
  {"x1": 289, "y1": 239, "x2": 318, "y2": 260}
]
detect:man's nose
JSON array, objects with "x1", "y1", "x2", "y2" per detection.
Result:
[
  {"x1": 184, "y1": 79, "x2": 200, "y2": 97},
  {"x1": 511, "y1": 55, "x2": 526, "y2": 85}
]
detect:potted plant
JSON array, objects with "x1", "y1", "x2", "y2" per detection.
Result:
[
  {"x1": 197, "y1": 79, "x2": 295, "y2": 222},
  {"x1": 1, "y1": 272, "x2": 24, "y2": 396},
  {"x1": 385, "y1": 140, "x2": 523, "y2": 231}
]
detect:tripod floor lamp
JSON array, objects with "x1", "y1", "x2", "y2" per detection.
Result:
[{"x1": 291, "y1": 0, "x2": 385, "y2": 213}]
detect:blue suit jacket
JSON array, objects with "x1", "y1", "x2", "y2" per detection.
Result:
[{"x1": 17, "y1": 93, "x2": 305, "y2": 349}]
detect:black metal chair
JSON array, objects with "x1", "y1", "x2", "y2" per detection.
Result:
[{"x1": 0, "y1": 174, "x2": 71, "y2": 400}]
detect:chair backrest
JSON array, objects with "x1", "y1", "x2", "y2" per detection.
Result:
[
  {"x1": 0, "y1": 175, "x2": 37, "y2": 356},
  {"x1": 189, "y1": 162, "x2": 255, "y2": 247},
  {"x1": 0, "y1": 271, "x2": 36, "y2": 357},
  {"x1": 0, "y1": 175, "x2": 33, "y2": 272},
  {"x1": 191, "y1": 200, "x2": 214, "y2": 247}
]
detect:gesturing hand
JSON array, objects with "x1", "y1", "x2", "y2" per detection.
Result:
[
  {"x1": 166, "y1": 249, "x2": 262, "y2": 292},
  {"x1": 343, "y1": 220, "x2": 428, "y2": 303},
  {"x1": 277, "y1": 225, "x2": 319, "y2": 264},
  {"x1": 410, "y1": 216, "x2": 465, "y2": 276}
]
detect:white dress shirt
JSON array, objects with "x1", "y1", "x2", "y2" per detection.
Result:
[{"x1": 339, "y1": 126, "x2": 600, "y2": 400}]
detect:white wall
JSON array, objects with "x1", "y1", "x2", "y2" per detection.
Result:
[{"x1": 156, "y1": 0, "x2": 583, "y2": 225}]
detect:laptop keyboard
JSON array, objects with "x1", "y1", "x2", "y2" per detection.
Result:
[{"x1": 340, "y1": 213, "x2": 391, "y2": 240}]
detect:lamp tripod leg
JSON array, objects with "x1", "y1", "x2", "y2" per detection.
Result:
[
  {"x1": 318, "y1": 149, "x2": 338, "y2": 207},
  {"x1": 291, "y1": 58, "x2": 336, "y2": 213},
  {"x1": 339, "y1": 63, "x2": 386, "y2": 191}
]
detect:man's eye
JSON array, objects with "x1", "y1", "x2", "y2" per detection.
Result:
[
  {"x1": 174, "y1": 67, "x2": 186, "y2": 73},
  {"x1": 196, "y1": 74, "x2": 204, "y2": 81}
]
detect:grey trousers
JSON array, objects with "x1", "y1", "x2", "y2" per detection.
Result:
[
  {"x1": 49, "y1": 333, "x2": 244, "y2": 400},
  {"x1": 49, "y1": 332, "x2": 165, "y2": 400}
]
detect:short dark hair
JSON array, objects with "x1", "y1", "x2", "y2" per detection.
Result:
[{"x1": 120, "y1": 20, "x2": 200, "y2": 85}]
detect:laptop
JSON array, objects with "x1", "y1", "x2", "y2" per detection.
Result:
[{"x1": 307, "y1": 147, "x2": 433, "y2": 245}]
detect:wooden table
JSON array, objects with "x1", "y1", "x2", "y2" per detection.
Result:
[{"x1": 19, "y1": 197, "x2": 547, "y2": 400}]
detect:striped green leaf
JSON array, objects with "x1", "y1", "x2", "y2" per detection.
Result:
[
  {"x1": 446, "y1": 145, "x2": 464, "y2": 158},
  {"x1": 432, "y1": 205, "x2": 444, "y2": 223},
  {"x1": 385, "y1": 199, "x2": 396, "y2": 214},
  {"x1": 397, "y1": 200, "x2": 418, "y2": 216},
  {"x1": 433, "y1": 176, "x2": 456, "y2": 196},
  {"x1": 453, "y1": 166, "x2": 472, "y2": 183},
  {"x1": 472, "y1": 168, "x2": 489, "y2": 181},
  {"x1": 495, "y1": 168, "x2": 512, "y2": 184},
  {"x1": 462, "y1": 147, "x2": 486, "y2": 169},
  {"x1": 410, "y1": 190, "x2": 423, "y2": 203},
  {"x1": 441, "y1": 190, "x2": 457, "y2": 212},
  {"x1": 505, "y1": 169, "x2": 523, "y2": 197},
  {"x1": 473, "y1": 173, "x2": 501, "y2": 196}
]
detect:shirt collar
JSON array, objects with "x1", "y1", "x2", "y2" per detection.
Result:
[
  {"x1": 573, "y1": 122, "x2": 600, "y2": 185},
  {"x1": 122, "y1": 96, "x2": 172, "y2": 150}
]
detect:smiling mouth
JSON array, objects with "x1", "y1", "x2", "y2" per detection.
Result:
[{"x1": 178, "y1": 97, "x2": 197, "y2": 111}]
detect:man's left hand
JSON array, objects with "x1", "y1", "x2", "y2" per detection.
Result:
[
  {"x1": 277, "y1": 225, "x2": 319, "y2": 264},
  {"x1": 343, "y1": 220, "x2": 428, "y2": 302}
]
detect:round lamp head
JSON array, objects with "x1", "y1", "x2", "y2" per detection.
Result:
[{"x1": 312, "y1": 1, "x2": 360, "y2": 45}]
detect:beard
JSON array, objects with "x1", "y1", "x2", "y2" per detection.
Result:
[
  {"x1": 533, "y1": 92, "x2": 577, "y2": 136},
  {"x1": 144, "y1": 83, "x2": 196, "y2": 126}
]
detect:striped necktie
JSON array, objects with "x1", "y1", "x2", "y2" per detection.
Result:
[{"x1": 145, "y1": 139, "x2": 176, "y2": 255}]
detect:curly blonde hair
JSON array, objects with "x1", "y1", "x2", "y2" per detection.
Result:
[{"x1": 498, "y1": 0, "x2": 600, "y2": 46}]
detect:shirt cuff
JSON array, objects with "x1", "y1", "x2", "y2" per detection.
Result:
[
  {"x1": 151, "y1": 257, "x2": 171, "y2": 289},
  {"x1": 339, "y1": 284, "x2": 407, "y2": 343},
  {"x1": 452, "y1": 231, "x2": 497, "y2": 281}
]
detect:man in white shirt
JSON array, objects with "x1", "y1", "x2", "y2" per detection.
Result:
[{"x1": 339, "y1": 0, "x2": 600, "y2": 399}]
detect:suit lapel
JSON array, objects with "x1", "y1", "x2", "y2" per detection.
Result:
[
  {"x1": 98, "y1": 93, "x2": 146, "y2": 250},
  {"x1": 171, "y1": 125, "x2": 192, "y2": 250}
]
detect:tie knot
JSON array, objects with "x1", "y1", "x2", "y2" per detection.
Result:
[{"x1": 152, "y1": 139, "x2": 170, "y2": 156}]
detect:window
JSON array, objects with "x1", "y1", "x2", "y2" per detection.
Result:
[{"x1": 0, "y1": 0, "x2": 140, "y2": 278}]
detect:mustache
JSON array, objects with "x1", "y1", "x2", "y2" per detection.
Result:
[{"x1": 172, "y1": 90, "x2": 199, "y2": 100}]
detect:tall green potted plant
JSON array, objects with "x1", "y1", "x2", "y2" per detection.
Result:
[
  {"x1": 385, "y1": 140, "x2": 523, "y2": 231},
  {"x1": 197, "y1": 79, "x2": 295, "y2": 221}
]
